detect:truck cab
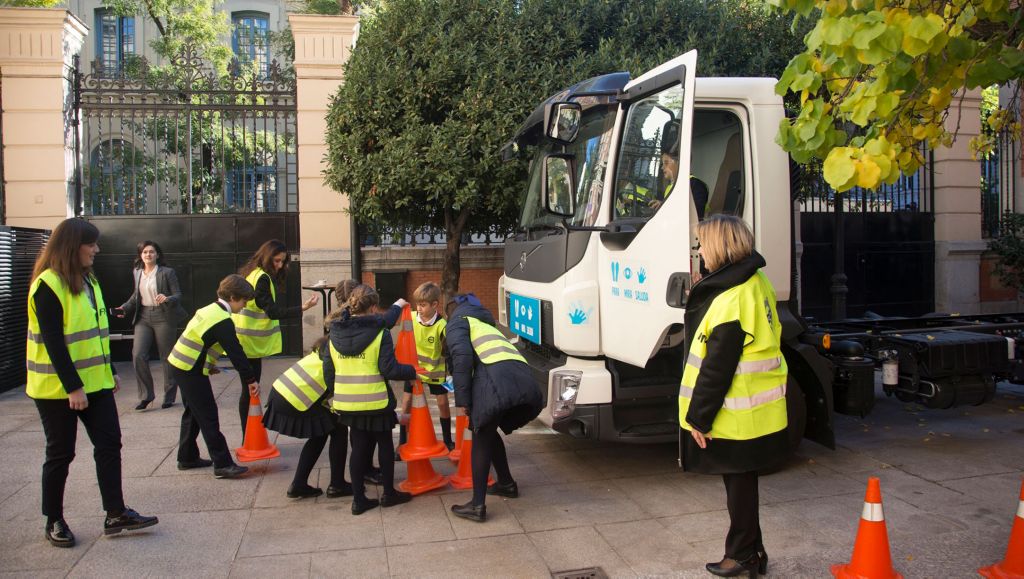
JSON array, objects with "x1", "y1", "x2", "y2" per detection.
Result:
[{"x1": 500, "y1": 52, "x2": 835, "y2": 448}]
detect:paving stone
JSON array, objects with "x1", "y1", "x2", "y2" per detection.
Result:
[
  {"x1": 439, "y1": 492, "x2": 523, "y2": 539},
  {"x1": 229, "y1": 553, "x2": 310, "y2": 578},
  {"x1": 506, "y1": 480, "x2": 647, "y2": 533},
  {"x1": 595, "y1": 518, "x2": 699, "y2": 577},
  {"x1": 608, "y1": 472, "x2": 724, "y2": 518},
  {"x1": 527, "y1": 525, "x2": 634, "y2": 578},
  {"x1": 310, "y1": 547, "x2": 390, "y2": 578},
  {"x1": 381, "y1": 494, "x2": 455, "y2": 546},
  {"x1": 237, "y1": 501, "x2": 384, "y2": 557},
  {"x1": 386, "y1": 534, "x2": 550, "y2": 578},
  {"x1": 0, "y1": 514, "x2": 104, "y2": 574},
  {"x1": 575, "y1": 443, "x2": 678, "y2": 479}
]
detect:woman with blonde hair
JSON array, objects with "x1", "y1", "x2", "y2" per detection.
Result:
[{"x1": 678, "y1": 215, "x2": 788, "y2": 577}]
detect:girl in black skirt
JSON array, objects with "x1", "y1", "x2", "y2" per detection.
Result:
[{"x1": 322, "y1": 284, "x2": 416, "y2": 515}]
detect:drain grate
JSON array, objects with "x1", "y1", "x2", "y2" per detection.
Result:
[{"x1": 552, "y1": 567, "x2": 608, "y2": 579}]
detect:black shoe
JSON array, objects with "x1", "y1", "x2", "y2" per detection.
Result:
[
  {"x1": 364, "y1": 467, "x2": 382, "y2": 485},
  {"x1": 177, "y1": 458, "x2": 213, "y2": 470},
  {"x1": 45, "y1": 519, "x2": 75, "y2": 548},
  {"x1": 103, "y1": 507, "x2": 159, "y2": 535},
  {"x1": 394, "y1": 449, "x2": 403, "y2": 462},
  {"x1": 351, "y1": 497, "x2": 380, "y2": 515},
  {"x1": 326, "y1": 482, "x2": 353, "y2": 498},
  {"x1": 380, "y1": 490, "x2": 412, "y2": 507},
  {"x1": 286, "y1": 484, "x2": 323, "y2": 499},
  {"x1": 451, "y1": 501, "x2": 486, "y2": 522},
  {"x1": 134, "y1": 400, "x2": 153, "y2": 411},
  {"x1": 161, "y1": 402, "x2": 174, "y2": 409},
  {"x1": 486, "y1": 480, "x2": 519, "y2": 498},
  {"x1": 705, "y1": 552, "x2": 763, "y2": 577},
  {"x1": 213, "y1": 464, "x2": 248, "y2": 479}
]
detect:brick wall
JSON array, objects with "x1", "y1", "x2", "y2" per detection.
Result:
[{"x1": 360, "y1": 245, "x2": 505, "y2": 317}]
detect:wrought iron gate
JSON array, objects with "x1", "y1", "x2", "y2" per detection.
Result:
[
  {"x1": 73, "y1": 46, "x2": 297, "y2": 216},
  {"x1": 799, "y1": 154, "x2": 936, "y2": 321}
]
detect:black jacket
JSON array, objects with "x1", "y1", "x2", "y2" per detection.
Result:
[
  {"x1": 253, "y1": 274, "x2": 303, "y2": 320},
  {"x1": 176, "y1": 301, "x2": 257, "y2": 385},
  {"x1": 680, "y1": 251, "x2": 789, "y2": 474},
  {"x1": 445, "y1": 302, "x2": 542, "y2": 433},
  {"x1": 118, "y1": 265, "x2": 188, "y2": 325},
  {"x1": 321, "y1": 310, "x2": 415, "y2": 415}
]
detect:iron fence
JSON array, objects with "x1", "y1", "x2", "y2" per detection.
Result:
[
  {"x1": 798, "y1": 145, "x2": 933, "y2": 214},
  {"x1": 981, "y1": 129, "x2": 1017, "y2": 238},
  {"x1": 74, "y1": 46, "x2": 297, "y2": 216},
  {"x1": 359, "y1": 224, "x2": 514, "y2": 247},
  {"x1": 0, "y1": 226, "x2": 50, "y2": 393}
]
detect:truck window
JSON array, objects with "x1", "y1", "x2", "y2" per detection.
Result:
[
  {"x1": 519, "y1": 104, "x2": 617, "y2": 233},
  {"x1": 612, "y1": 84, "x2": 684, "y2": 220},
  {"x1": 691, "y1": 109, "x2": 745, "y2": 221}
]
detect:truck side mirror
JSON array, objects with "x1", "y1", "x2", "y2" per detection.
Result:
[
  {"x1": 543, "y1": 154, "x2": 575, "y2": 217},
  {"x1": 544, "y1": 102, "x2": 581, "y2": 144}
]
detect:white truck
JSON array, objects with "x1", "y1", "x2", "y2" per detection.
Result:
[{"x1": 498, "y1": 50, "x2": 1020, "y2": 449}]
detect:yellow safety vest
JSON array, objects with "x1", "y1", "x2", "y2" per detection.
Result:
[
  {"x1": 232, "y1": 268, "x2": 282, "y2": 358},
  {"x1": 467, "y1": 317, "x2": 527, "y2": 365},
  {"x1": 330, "y1": 331, "x2": 388, "y2": 411},
  {"x1": 168, "y1": 303, "x2": 229, "y2": 376},
  {"x1": 413, "y1": 314, "x2": 447, "y2": 384},
  {"x1": 272, "y1": 351, "x2": 328, "y2": 411},
  {"x1": 26, "y1": 269, "x2": 114, "y2": 399},
  {"x1": 678, "y1": 271, "x2": 788, "y2": 440}
]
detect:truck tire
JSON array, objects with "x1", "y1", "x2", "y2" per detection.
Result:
[{"x1": 785, "y1": 375, "x2": 806, "y2": 453}]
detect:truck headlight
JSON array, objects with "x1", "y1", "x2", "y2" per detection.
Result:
[{"x1": 551, "y1": 371, "x2": 581, "y2": 420}]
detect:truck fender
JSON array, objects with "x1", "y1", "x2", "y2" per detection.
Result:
[{"x1": 782, "y1": 341, "x2": 836, "y2": 450}]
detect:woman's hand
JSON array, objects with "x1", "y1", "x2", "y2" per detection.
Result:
[
  {"x1": 68, "y1": 389, "x2": 88, "y2": 411},
  {"x1": 155, "y1": 294, "x2": 168, "y2": 304},
  {"x1": 302, "y1": 294, "x2": 319, "y2": 311},
  {"x1": 113, "y1": 307, "x2": 126, "y2": 319},
  {"x1": 248, "y1": 382, "x2": 260, "y2": 397},
  {"x1": 112, "y1": 374, "x2": 121, "y2": 394},
  {"x1": 690, "y1": 428, "x2": 710, "y2": 449}
]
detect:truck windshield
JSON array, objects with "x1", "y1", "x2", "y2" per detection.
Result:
[{"x1": 518, "y1": 104, "x2": 617, "y2": 233}]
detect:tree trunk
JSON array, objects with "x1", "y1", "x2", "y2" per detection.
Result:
[{"x1": 442, "y1": 207, "x2": 471, "y2": 299}]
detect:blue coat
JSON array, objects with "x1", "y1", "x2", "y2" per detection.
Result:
[{"x1": 445, "y1": 302, "x2": 542, "y2": 433}]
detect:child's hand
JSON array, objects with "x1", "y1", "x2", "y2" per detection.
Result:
[
  {"x1": 394, "y1": 298, "x2": 409, "y2": 309},
  {"x1": 399, "y1": 413, "x2": 411, "y2": 426},
  {"x1": 249, "y1": 382, "x2": 260, "y2": 397}
]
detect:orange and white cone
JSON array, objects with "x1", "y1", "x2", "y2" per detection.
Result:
[
  {"x1": 831, "y1": 477, "x2": 902, "y2": 579},
  {"x1": 397, "y1": 380, "x2": 448, "y2": 461},
  {"x1": 978, "y1": 478, "x2": 1024, "y2": 579},
  {"x1": 448, "y1": 427, "x2": 494, "y2": 490},
  {"x1": 235, "y1": 393, "x2": 280, "y2": 462},
  {"x1": 448, "y1": 407, "x2": 468, "y2": 463}
]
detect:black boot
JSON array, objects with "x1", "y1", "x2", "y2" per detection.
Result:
[
  {"x1": 440, "y1": 417, "x2": 454, "y2": 450},
  {"x1": 451, "y1": 501, "x2": 486, "y2": 522},
  {"x1": 705, "y1": 551, "x2": 763, "y2": 577}
]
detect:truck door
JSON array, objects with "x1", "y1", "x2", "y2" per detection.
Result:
[{"x1": 598, "y1": 51, "x2": 696, "y2": 367}]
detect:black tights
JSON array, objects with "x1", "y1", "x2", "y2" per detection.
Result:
[
  {"x1": 471, "y1": 422, "x2": 512, "y2": 506},
  {"x1": 292, "y1": 424, "x2": 348, "y2": 489},
  {"x1": 349, "y1": 429, "x2": 395, "y2": 499}
]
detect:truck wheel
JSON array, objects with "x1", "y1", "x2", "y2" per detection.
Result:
[{"x1": 785, "y1": 376, "x2": 806, "y2": 453}]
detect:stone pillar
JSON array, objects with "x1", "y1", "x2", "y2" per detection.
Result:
[
  {"x1": 0, "y1": 8, "x2": 86, "y2": 229},
  {"x1": 290, "y1": 14, "x2": 359, "y2": 347},
  {"x1": 933, "y1": 88, "x2": 985, "y2": 314}
]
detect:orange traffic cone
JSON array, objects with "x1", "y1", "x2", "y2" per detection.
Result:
[
  {"x1": 235, "y1": 393, "x2": 280, "y2": 462},
  {"x1": 978, "y1": 478, "x2": 1024, "y2": 579},
  {"x1": 397, "y1": 456, "x2": 449, "y2": 495},
  {"x1": 448, "y1": 426, "x2": 494, "y2": 490},
  {"x1": 394, "y1": 305, "x2": 417, "y2": 366},
  {"x1": 448, "y1": 408, "x2": 468, "y2": 463},
  {"x1": 398, "y1": 380, "x2": 449, "y2": 461},
  {"x1": 832, "y1": 477, "x2": 902, "y2": 579}
]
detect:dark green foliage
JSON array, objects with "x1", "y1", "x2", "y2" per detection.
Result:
[
  {"x1": 325, "y1": 0, "x2": 808, "y2": 293},
  {"x1": 989, "y1": 213, "x2": 1024, "y2": 297}
]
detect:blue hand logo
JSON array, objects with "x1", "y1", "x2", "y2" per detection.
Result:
[
  {"x1": 637, "y1": 267, "x2": 647, "y2": 284},
  {"x1": 567, "y1": 302, "x2": 593, "y2": 325}
]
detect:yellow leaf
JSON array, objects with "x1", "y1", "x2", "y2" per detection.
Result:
[{"x1": 856, "y1": 156, "x2": 882, "y2": 188}]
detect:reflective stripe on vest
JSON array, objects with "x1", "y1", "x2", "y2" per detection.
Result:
[
  {"x1": 467, "y1": 317, "x2": 527, "y2": 364},
  {"x1": 330, "y1": 332, "x2": 388, "y2": 411},
  {"x1": 273, "y1": 351, "x2": 328, "y2": 411},
  {"x1": 678, "y1": 270, "x2": 788, "y2": 440},
  {"x1": 169, "y1": 303, "x2": 229, "y2": 376},
  {"x1": 26, "y1": 270, "x2": 114, "y2": 399},
  {"x1": 232, "y1": 268, "x2": 282, "y2": 358},
  {"x1": 413, "y1": 314, "x2": 446, "y2": 383}
]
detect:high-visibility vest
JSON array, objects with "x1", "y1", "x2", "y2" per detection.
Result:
[
  {"x1": 272, "y1": 351, "x2": 328, "y2": 411},
  {"x1": 467, "y1": 317, "x2": 527, "y2": 365},
  {"x1": 168, "y1": 303, "x2": 229, "y2": 376},
  {"x1": 678, "y1": 270, "x2": 788, "y2": 440},
  {"x1": 329, "y1": 331, "x2": 388, "y2": 412},
  {"x1": 26, "y1": 269, "x2": 114, "y2": 399},
  {"x1": 413, "y1": 315, "x2": 446, "y2": 384},
  {"x1": 232, "y1": 268, "x2": 282, "y2": 358}
]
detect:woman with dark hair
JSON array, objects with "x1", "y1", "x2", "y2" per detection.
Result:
[
  {"x1": 233, "y1": 239, "x2": 318, "y2": 438},
  {"x1": 114, "y1": 240, "x2": 188, "y2": 410},
  {"x1": 679, "y1": 215, "x2": 788, "y2": 577},
  {"x1": 27, "y1": 218, "x2": 158, "y2": 548}
]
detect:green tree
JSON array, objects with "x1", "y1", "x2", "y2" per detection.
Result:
[
  {"x1": 772, "y1": 0, "x2": 1024, "y2": 191},
  {"x1": 1, "y1": 0, "x2": 63, "y2": 6},
  {"x1": 325, "y1": 0, "x2": 807, "y2": 295}
]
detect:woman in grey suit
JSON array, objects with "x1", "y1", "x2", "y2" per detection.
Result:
[{"x1": 115, "y1": 241, "x2": 188, "y2": 410}]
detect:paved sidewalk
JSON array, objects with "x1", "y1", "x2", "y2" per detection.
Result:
[{"x1": 1, "y1": 357, "x2": 1022, "y2": 578}]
